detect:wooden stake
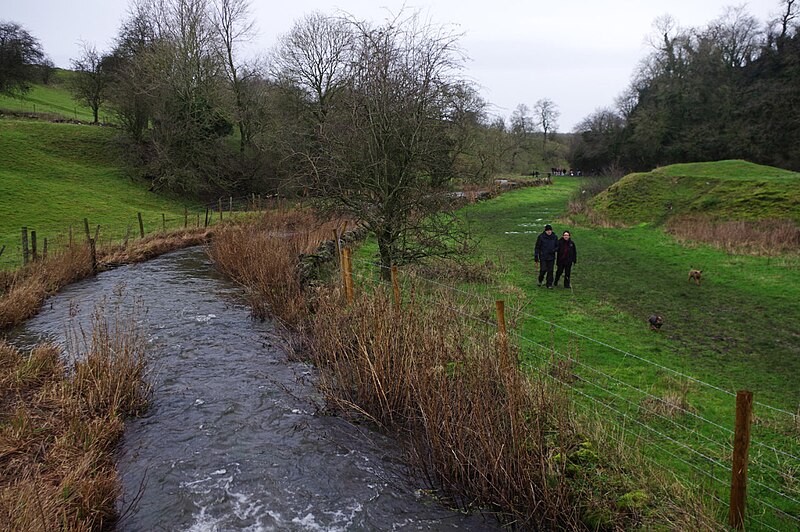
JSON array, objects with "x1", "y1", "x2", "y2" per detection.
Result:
[
  {"x1": 69, "y1": 226, "x2": 73, "y2": 247},
  {"x1": 333, "y1": 229, "x2": 342, "y2": 262},
  {"x1": 21, "y1": 227, "x2": 29, "y2": 265},
  {"x1": 729, "y1": 390, "x2": 753, "y2": 530},
  {"x1": 94, "y1": 224, "x2": 100, "y2": 243},
  {"x1": 88, "y1": 238, "x2": 97, "y2": 275},
  {"x1": 204, "y1": 207, "x2": 209, "y2": 227},
  {"x1": 124, "y1": 224, "x2": 132, "y2": 247},
  {"x1": 184, "y1": 207, "x2": 188, "y2": 228},
  {"x1": 84, "y1": 218, "x2": 91, "y2": 243},
  {"x1": 219, "y1": 198, "x2": 223, "y2": 221},
  {"x1": 496, "y1": 300, "x2": 509, "y2": 367},
  {"x1": 0, "y1": 245, "x2": 5, "y2": 260},
  {"x1": 42, "y1": 238, "x2": 48, "y2": 260},
  {"x1": 343, "y1": 247, "x2": 354, "y2": 304},
  {"x1": 137, "y1": 212, "x2": 145, "y2": 238},
  {"x1": 197, "y1": 212, "x2": 200, "y2": 227},
  {"x1": 162, "y1": 213, "x2": 166, "y2": 232},
  {"x1": 229, "y1": 196, "x2": 233, "y2": 216},
  {"x1": 31, "y1": 230, "x2": 37, "y2": 262},
  {"x1": 391, "y1": 265, "x2": 401, "y2": 310}
]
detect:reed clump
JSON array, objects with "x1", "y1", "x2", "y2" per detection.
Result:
[
  {"x1": 208, "y1": 210, "x2": 342, "y2": 331},
  {"x1": 666, "y1": 216, "x2": 800, "y2": 255},
  {"x1": 310, "y1": 285, "x2": 581, "y2": 527},
  {"x1": 0, "y1": 309, "x2": 150, "y2": 530}
]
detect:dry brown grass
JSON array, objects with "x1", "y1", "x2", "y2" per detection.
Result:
[
  {"x1": 666, "y1": 216, "x2": 800, "y2": 255},
  {"x1": 0, "y1": 227, "x2": 213, "y2": 332},
  {"x1": 207, "y1": 210, "x2": 341, "y2": 332},
  {"x1": 0, "y1": 307, "x2": 150, "y2": 531},
  {"x1": 310, "y1": 284, "x2": 584, "y2": 527}
]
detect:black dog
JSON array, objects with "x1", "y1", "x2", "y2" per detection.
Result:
[{"x1": 648, "y1": 315, "x2": 664, "y2": 331}]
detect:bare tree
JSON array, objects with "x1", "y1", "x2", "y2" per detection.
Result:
[
  {"x1": 708, "y1": 5, "x2": 762, "y2": 68},
  {"x1": 272, "y1": 11, "x2": 353, "y2": 124},
  {"x1": 70, "y1": 42, "x2": 108, "y2": 123},
  {"x1": 533, "y1": 97, "x2": 560, "y2": 151},
  {"x1": 211, "y1": 0, "x2": 256, "y2": 152},
  {"x1": 283, "y1": 10, "x2": 478, "y2": 277}
]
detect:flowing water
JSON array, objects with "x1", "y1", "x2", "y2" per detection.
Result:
[{"x1": 10, "y1": 247, "x2": 499, "y2": 531}]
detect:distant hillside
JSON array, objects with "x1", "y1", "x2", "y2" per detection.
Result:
[
  {"x1": 0, "y1": 69, "x2": 96, "y2": 122},
  {"x1": 0, "y1": 118, "x2": 190, "y2": 268},
  {"x1": 591, "y1": 160, "x2": 800, "y2": 224}
]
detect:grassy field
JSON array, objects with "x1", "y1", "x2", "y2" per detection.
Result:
[
  {"x1": 0, "y1": 118, "x2": 193, "y2": 268},
  {"x1": 353, "y1": 172, "x2": 800, "y2": 528},
  {"x1": 593, "y1": 159, "x2": 800, "y2": 224},
  {"x1": 0, "y1": 70, "x2": 97, "y2": 122}
]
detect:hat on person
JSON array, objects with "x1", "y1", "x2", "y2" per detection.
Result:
[{"x1": 544, "y1": 224, "x2": 553, "y2": 231}]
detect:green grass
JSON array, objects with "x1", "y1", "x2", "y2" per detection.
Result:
[
  {"x1": 353, "y1": 176, "x2": 800, "y2": 528},
  {"x1": 593, "y1": 160, "x2": 800, "y2": 224},
  {"x1": 0, "y1": 118, "x2": 194, "y2": 268},
  {"x1": 0, "y1": 69, "x2": 96, "y2": 122}
]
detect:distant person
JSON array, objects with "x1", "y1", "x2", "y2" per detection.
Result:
[
  {"x1": 554, "y1": 230, "x2": 577, "y2": 288},
  {"x1": 534, "y1": 224, "x2": 558, "y2": 288}
]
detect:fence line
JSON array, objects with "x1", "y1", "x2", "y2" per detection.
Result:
[
  {"x1": 348, "y1": 259, "x2": 800, "y2": 528},
  {"x1": 351, "y1": 256, "x2": 800, "y2": 421}
]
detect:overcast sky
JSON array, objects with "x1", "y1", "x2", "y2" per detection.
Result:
[{"x1": 4, "y1": 0, "x2": 780, "y2": 130}]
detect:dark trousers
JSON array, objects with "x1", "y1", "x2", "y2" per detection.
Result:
[
  {"x1": 554, "y1": 263, "x2": 572, "y2": 288},
  {"x1": 538, "y1": 259, "x2": 554, "y2": 287}
]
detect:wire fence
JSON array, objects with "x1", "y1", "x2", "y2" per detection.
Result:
[
  {"x1": 346, "y1": 255, "x2": 800, "y2": 531},
  {"x1": 0, "y1": 193, "x2": 296, "y2": 270}
]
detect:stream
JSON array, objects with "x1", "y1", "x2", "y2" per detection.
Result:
[{"x1": 10, "y1": 247, "x2": 498, "y2": 531}]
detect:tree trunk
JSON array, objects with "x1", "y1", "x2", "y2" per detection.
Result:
[{"x1": 377, "y1": 232, "x2": 393, "y2": 282}]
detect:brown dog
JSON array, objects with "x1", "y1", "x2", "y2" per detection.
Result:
[{"x1": 688, "y1": 269, "x2": 702, "y2": 285}]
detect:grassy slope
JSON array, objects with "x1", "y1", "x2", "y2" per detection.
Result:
[
  {"x1": 0, "y1": 119, "x2": 190, "y2": 267},
  {"x1": 0, "y1": 70, "x2": 96, "y2": 122},
  {"x1": 593, "y1": 159, "x2": 800, "y2": 224}
]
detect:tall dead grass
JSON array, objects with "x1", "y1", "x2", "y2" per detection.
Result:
[
  {"x1": 666, "y1": 216, "x2": 800, "y2": 255},
  {"x1": 0, "y1": 227, "x2": 212, "y2": 331},
  {"x1": 310, "y1": 285, "x2": 581, "y2": 527},
  {"x1": 0, "y1": 306, "x2": 150, "y2": 531},
  {"x1": 207, "y1": 210, "x2": 341, "y2": 332}
]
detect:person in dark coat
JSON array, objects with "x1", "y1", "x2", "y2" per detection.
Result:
[
  {"x1": 534, "y1": 224, "x2": 558, "y2": 288},
  {"x1": 554, "y1": 230, "x2": 577, "y2": 288}
]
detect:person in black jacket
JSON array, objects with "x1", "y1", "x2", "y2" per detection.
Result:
[
  {"x1": 534, "y1": 224, "x2": 558, "y2": 288},
  {"x1": 554, "y1": 230, "x2": 577, "y2": 288}
]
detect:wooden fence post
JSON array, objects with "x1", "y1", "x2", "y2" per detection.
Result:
[
  {"x1": 94, "y1": 225, "x2": 100, "y2": 243},
  {"x1": 137, "y1": 212, "x2": 145, "y2": 238},
  {"x1": 229, "y1": 196, "x2": 233, "y2": 217},
  {"x1": 204, "y1": 207, "x2": 209, "y2": 227},
  {"x1": 496, "y1": 300, "x2": 509, "y2": 368},
  {"x1": 31, "y1": 230, "x2": 38, "y2": 262},
  {"x1": 88, "y1": 238, "x2": 97, "y2": 275},
  {"x1": 219, "y1": 198, "x2": 223, "y2": 221},
  {"x1": 21, "y1": 227, "x2": 29, "y2": 265},
  {"x1": 184, "y1": 207, "x2": 188, "y2": 228},
  {"x1": 42, "y1": 238, "x2": 47, "y2": 261},
  {"x1": 729, "y1": 390, "x2": 753, "y2": 530},
  {"x1": 343, "y1": 247, "x2": 354, "y2": 304},
  {"x1": 333, "y1": 229, "x2": 342, "y2": 262},
  {"x1": 391, "y1": 265, "x2": 401, "y2": 310},
  {"x1": 162, "y1": 213, "x2": 166, "y2": 232},
  {"x1": 0, "y1": 245, "x2": 5, "y2": 260},
  {"x1": 84, "y1": 218, "x2": 91, "y2": 243},
  {"x1": 124, "y1": 224, "x2": 132, "y2": 247},
  {"x1": 197, "y1": 212, "x2": 200, "y2": 227}
]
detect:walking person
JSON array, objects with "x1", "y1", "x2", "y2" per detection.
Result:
[
  {"x1": 554, "y1": 230, "x2": 577, "y2": 288},
  {"x1": 534, "y1": 224, "x2": 558, "y2": 288}
]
